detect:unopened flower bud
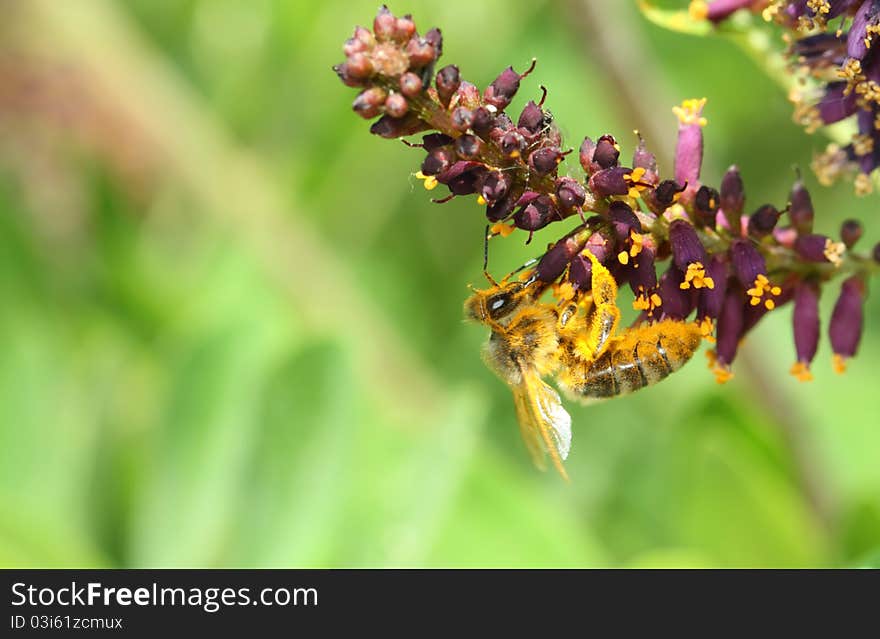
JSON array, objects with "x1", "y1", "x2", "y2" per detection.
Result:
[
  {"x1": 405, "y1": 38, "x2": 435, "y2": 68},
  {"x1": 454, "y1": 134, "x2": 482, "y2": 160},
  {"x1": 484, "y1": 60, "x2": 535, "y2": 110},
  {"x1": 435, "y1": 65, "x2": 460, "y2": 107},
  {"x1": 393, "y1": 15, "x2": 416, "y2": 42},
  {"x1": 789, "y1": 178, "x2": 815, "y2": 234},
  {"x1": 480, "y1": 171, "x2": 511, "y2": 204},
  {"x1": 555, "y1": 177, "x2": 586, "y2": 211},
  {"x1": 528, "y1": 147, "x2": 565, "y2": 176},
  {"x1": 748, "y1": 204, "x2": 781, "y2": 238},
  {"x1": 514, "y1": 193, "x2": 557, "y2": 231},
  {"x1": 471, "y1": 107, "x2": 495, "y2": 137},
  {"x1": 352, "y1": 87, "x2": 386, "y2": 118},
  {"x1": 370, "y1": 113, "x2": 427, "y2": 138},
  {"x1": 693, "y1": 185, "x2": 720, "y2": 227},
  {"x1": 589, "y1": 166, "x2": 631, "y2": 198},
  {"x1": 720, "y1": 165, "x2": 745, "y2": 223},
  {"x1": 536, "y1": 227, "x2": 591, "y2": 282},
  {"x1": 450, "y1": 106, "x2": 473, "y2": 132},
  {"x1": 840, "y1": 219, "x2": 863, "y2": 248},
  {"x1": 500, "y1": 130, "x2": 527, "y2": 158},
  {"x1": 593, "y1": 135, "x2": 620, "y2": 170},
  {"x1": 344, "y1": 26, "x2": 375, "y2": 56},
  {"x1": 791, "y1": 281, "x2": 820, "y2": 379},
  {"x1": 424, "y1": 28, "x2": 443, "y2": 56},
  {"x1": 384, "y1": 93, "x2": 409, "y2": 118},
  {"x1": 345, "y1": 52, "x2": 374, "y2": 79},
  {"x1": 829, "y1": 276, "x2": 866, "y2": 372},
  {"x1": 399, "y1": 72, "x2": 423, "y2": 97},
  {"x1": 669, "y1": 219, "x2": 707, "y2": 271},
  {"x1": 579, "y1": 136, "x2": 596, "y2": 174},
  {"x1": 373, "y1": 6, "x2": 396, "y2": 41},
  {"x1": 518, "y1": 101, "x2": 545, "y2": 134},
  {"x1": 421, "y1": 148, "x2": 454, "y2": 176}
]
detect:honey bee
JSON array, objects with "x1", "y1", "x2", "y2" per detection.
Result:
[{"x1": 465, "y1": 251, "x2": 702, "y2": 480}]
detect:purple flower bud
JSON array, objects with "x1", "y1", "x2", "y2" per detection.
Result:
[
  {"x1": 788, "y1": 178, "x2": 814, "y2": 234},
  {"x1": 629, "y1": 246, "x2": 658, "y2": 294},
  {"x1": 424, "y1": 28, "x2": 443, "y2": 56},
  {"x1": 405, "y1": 37, "x2": 435, "y2": 68},
  {"x1": 579, "y1": 137, "x2": 596, "y2": 174},
  {"x1": 703, "y1": 0, "x2": 756, "y2": 23},
  {"x1": 435, "y1": 65, "x2": 460, "y2": 107},
  {"x1": 436, "y1": 161, "x2": 487, "y2": 195},
  {"x1": 651, "y1": 179, "x2": 685, "y2": 210},
  {"x1": 792, "y1": 282, "x2": 820, "y2": 375},
  {"x1": 422, "y1": 133, "x2": 453, "y2": 151},
  {"x1": 421, "y1": 148, "x2": 454, "y2": 176},
  {"x1": 693, "y1": 185, "x2": 720, "y2": 227},
  {"x1": 454, "y1": 134, "x2": 481, "y2": 159},
  {"x1": 730, "y1": 239, "x2": 767, "y2": 289},
  {"x1": 840, "y1": 219, "x2": 863, "y2": 248},
  {"x1": 568, "y1": 254, "x2": 592, "y2": 290},
  {"x1": 817, "y1": 83, "x2": 858, "y2": 124},
  {"x1": 352, "y1": 87, "x2": 387, "y2": 118},
  {"x1": 370, "y1": 112, "x2": 427, "y2": 138},
  {"x1": 847, "y1": 1, "x2": 880, "y2": 60},
  {"x1": 471, "y1": 107, "x2": 495, "y2": 137},
  {"x1": 480, "y1": 170, "x2": 511, "y2": 204},
  {"x1": 794, "y1": 234, "x2": 841, "y2": 263},
  {"x1": 486, "y1": 188, "x2": 520, "y2": 222},
  {"x1": 500, "y1": 130, "x2": 527, "y2": 158},
  {"x1": 344, "y1": 52, "x2": 374, "y2": 80},
  {"x1": 514, "y1": 194, "x2": 558, "y2": 231},
  {"x1": 747, "y1": 204, "x2": 781, "y2": 238},
  {"x1": 450, "y1": 106, "x2": 473, "y2": 132},
  {"x1": 555, "y1": 177, "x2": 586, "y2": 212},
  {"x1": 518, "y1": 101, "x2": 545, "y2": 133},
  {"x1": 399, "y1": 72, "x2": 423, "y2": 97},
  {"x1": 528, "y1": 147, "x2": 565, "y2": 176},
  {"x1": 484, "y1": 60, "x2": 535, "y2": 111},
  {"x1": 536, "y1": 227, "x2": 591, "y2": 282},
  {"x1": 669, "y1": 219, "x2": 707, "y2": 271},
  {"x1": 720, "y1": 165, "x2": 745, "y2": 227},
  {"x1": 394, "y1": 15, "x2": 416, "y2": 42},
  {"x1": 829, "y1": 276, "x2": 866, "y2": 371},
  {"x1": 593, "y1": 135, "x2": 620, "y2": 170},
  {"x1": 697, "y1": 255, "x2": 728, "y2": 320},
  {"x1": 373, "y1": 6, "x2": 396, "y2": 41},
  {"x1": 657, "y1": 266, "x2": 697, "y2": 320},
  {"x1": 343, "y1": 26, "x2": 375, "y2": 57},
  {"x1": 715, "y1": 286, "x2": 746, "y2": 368},
  {"x1": 608, "y1": 201, "x2": 642, "y2": 238},
  {"x1": 455, "y1": 81, "x2": 481, "y2": 109},
  {"x1": 633, "y1": 133, "x2": 658, "y2": 175},
  {"x1": 384, "y1": 93, "x2": 409, "y2": 118},
  {"x1": 673, "y1": 99, "x2": 706, "y2": 197},
  {"x1": 589, "y1": 166, "x2": 631, "y2": 198}
]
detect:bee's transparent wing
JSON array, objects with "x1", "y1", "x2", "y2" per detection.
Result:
[{"x1": 512, "y1": 371, "x2": 572, "y2": 481}]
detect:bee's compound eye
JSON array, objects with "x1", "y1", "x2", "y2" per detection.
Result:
[{"x1": 487, "y1": 293, "x2": 512, "y2": 318}]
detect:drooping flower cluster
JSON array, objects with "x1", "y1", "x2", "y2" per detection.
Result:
[
  {"x1": 336, "y1": 6, "x2": 878, "y2": 383},
  {"x1": 688, "y1": 0, "x2": 880, "y2": 194}
]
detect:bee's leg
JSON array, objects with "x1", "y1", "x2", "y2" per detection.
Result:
[{"x1": 581, "y1": 250, "x2": 621, "y2": 359}]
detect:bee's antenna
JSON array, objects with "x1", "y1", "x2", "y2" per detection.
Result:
[{"x1": 483, "y1": 225, "x2": 500, "y2": 287}]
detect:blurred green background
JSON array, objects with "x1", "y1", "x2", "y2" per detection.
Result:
[{"x1": 1, "y1": 0, "x2": 878, "y2": 568}]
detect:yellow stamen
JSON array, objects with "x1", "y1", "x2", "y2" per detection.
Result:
[
  {"x1": 823, "y1": 238, "x2": 845, "y2": 267},
  {"x1": 855, "y1": 172, "x2": 874, "y2": 196},
  {"x1": 706, "y1": 349, "x2": 734, "y2": 384},
  {"x1": 672, "y1": 98, "x2": 708, "y2": 128},
  {"x1": 688, "y1": 0, "x2": 708, "y2": 20},
  {"x1": 789, "y1": 361, "x2": 813, "y2": 382},
  {"x1": 679, "y1": 262, "x2": 715, "y2": 290},
  {"x1": 832, "y1": 353, "x2": 848, "y2": 374},
  {"x1": 618, "y1": 251, "x2": 629, "y2": 266},
  {"x1": 489, "y1": 222, "x2": 516, "y2": 238},
  {"x1": 415, "y1": 171, "x2": 439, "y2": 191},
  {"x1": 476, "y1": 195, "x2": 487, "y2": 206},
  {"x1": 699, "y1": 316, "x2": 716, "y2": 343},
  {"x1": 746, "y1": 274, "x2": 780, "y2": 309}
]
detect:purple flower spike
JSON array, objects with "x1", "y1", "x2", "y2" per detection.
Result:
[
  {"x1": 829, "y1": 276, "x2": 866, "y2": 373},
  {"x1": 672, "y1": 98, "x2": 706, "y2": 203},
  {"x1": 712, "y1": 286, "x2": 746, "y2": 383},
  {"x1": 791, "y1": 282, "x2": 821, "y2": 381}
]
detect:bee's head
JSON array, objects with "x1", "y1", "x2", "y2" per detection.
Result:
[{"x1": 464, "y1": 280, "x2": 529, "y2": 326}]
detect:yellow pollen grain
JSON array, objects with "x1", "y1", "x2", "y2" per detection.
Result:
[
  {"x1": 476, "y1": 195, "x2": 487, "y2": 206},
  {"x1": 688, "y1": 0, "x2": 708, "y2": 21},
  {"x1": 790, "y1": 361, "x2": 813, "y2": 382},
  {"x1": 823, "y1": 239, "x2": 845, "y2": 266},
  {"x1": 680, "y1": 262, "x2": 714, "y2": 290},
  {"x1": 855, "y1": 172, "x2": 874, "y2": 196},
  {"x1": 832, "y1": 353, "x2": 847, "y2": 374},
  {"x1": 618, "y1": 251, "x2": 629, "y2": 266}
]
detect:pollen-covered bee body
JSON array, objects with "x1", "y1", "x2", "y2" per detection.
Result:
[
  {"x1": 481, "y1": 304, "x2": 560, "y2": 385},
  {"x1": 557, "y1": 319, "x2": 702, "y2": 401}
]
